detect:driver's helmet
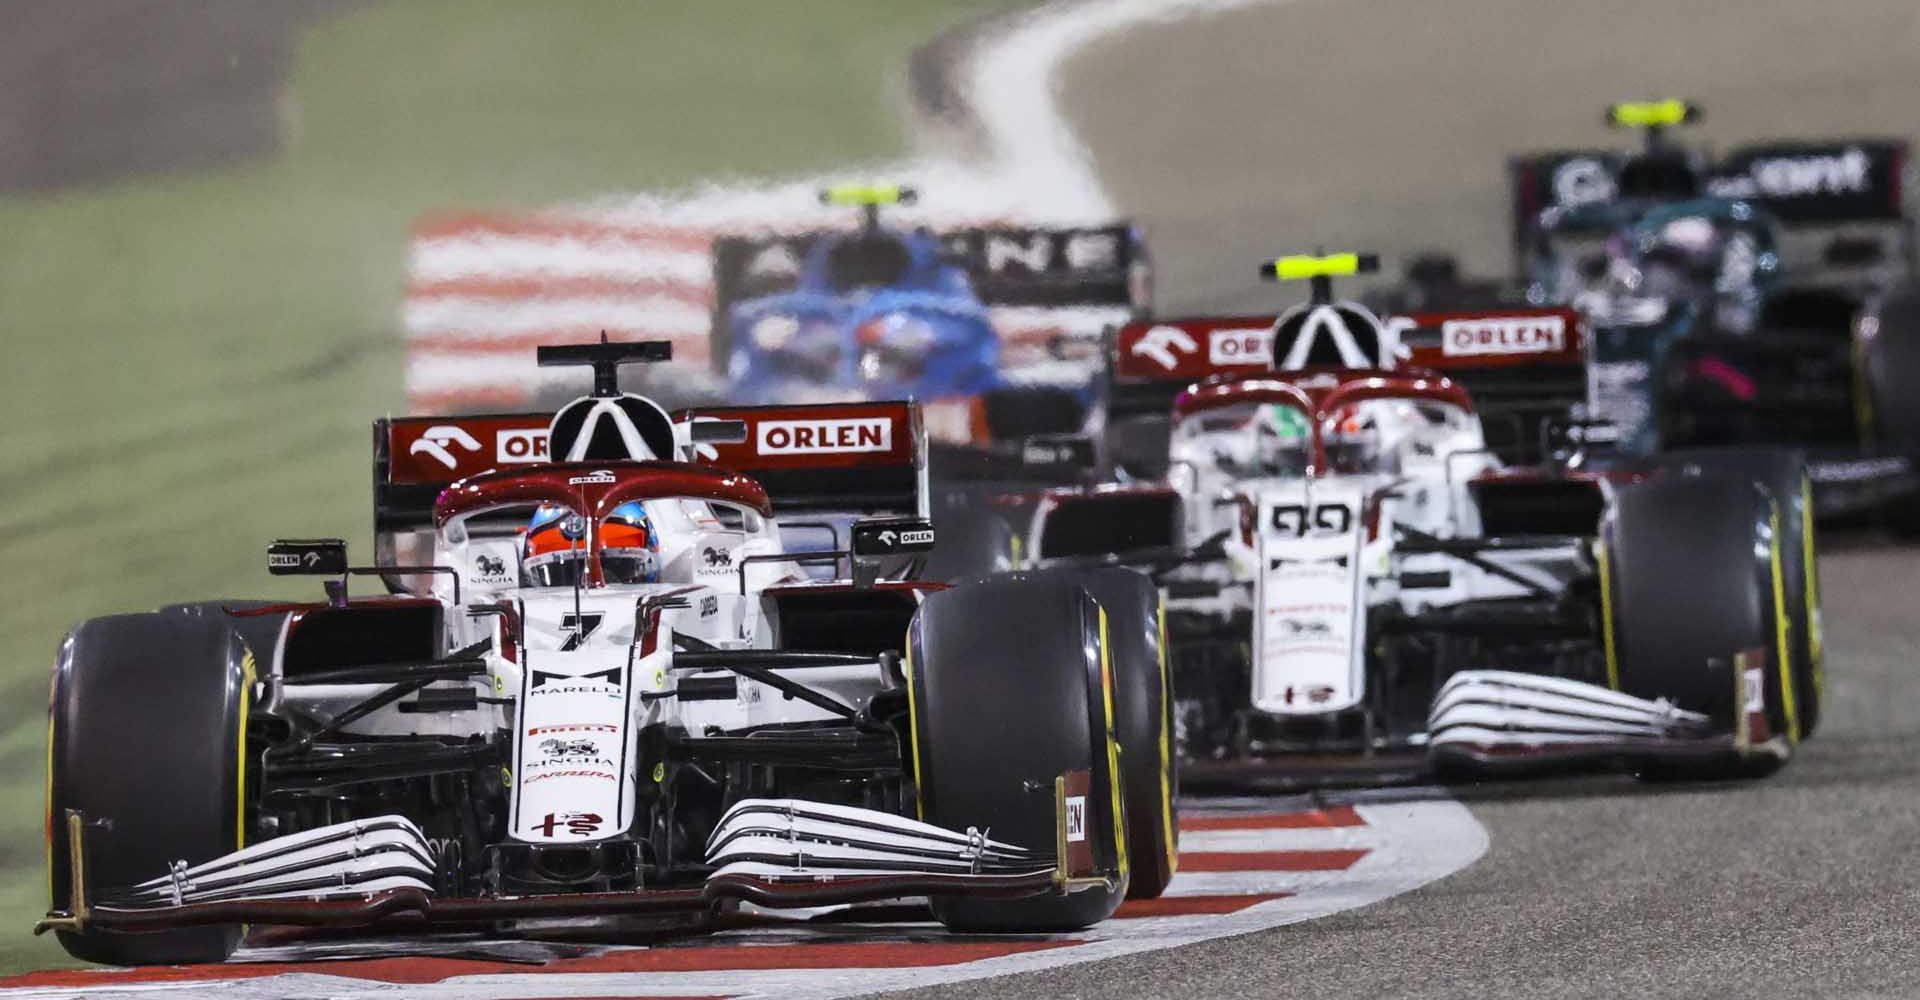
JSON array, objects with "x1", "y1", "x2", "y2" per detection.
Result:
[
  {"x1": 1324, "y1": 405, "x2": 1386, "y2": 475},
  {"x1": 1627, "y1": 215, "x2": 1722, "y2": 299},
  {"x1": 1247, "y1": 403, "x2": 1311, "y2": 476},
  {"x1": 522, "y1": 501, "x2": 660, "y2": 587},
  {"x1": 855, "y1": 312, "x2": 937, "y2": 385}
]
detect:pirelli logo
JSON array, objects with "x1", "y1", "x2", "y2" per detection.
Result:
[
  {"x1": 756, "y1": 417, "x2": 893, "y2": 455},
  {"x1": 1440, "y1": 315, "x2": 1566, "y2": 357}
]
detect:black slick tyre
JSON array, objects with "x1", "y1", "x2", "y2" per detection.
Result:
[
  {"x1": 1601, "y1": 474, "x2": 1795, "y2": 780},
  {"x1": 48, "y1": 613, "x2": 251, "y2": 965},
  {"x1": 159, "y1": 600, "x2": 288, "y2": 674},
  {"x1": 1861, "y1": 287, "x2": 1920, "y2": 536},
  {"x1": 1037, "y1": 568, "x2": 1177, "y2": 900},
  {"x1": 907, "y1": 573, "x2": 1129, "y2": 931},
  {"x1": 1652, "y1": 449, "x2": 1821, "y2": 738},
  {"x1": 923, "y1": 504, "x2": 1017, "y2": 583}
]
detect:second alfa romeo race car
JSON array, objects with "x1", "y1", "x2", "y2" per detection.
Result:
[
  {"x1": 40, "y1": 339, "x2": 1175, "y2": 966},
  {"x1": 1031, "y1": 254, "x2": 1821, "y2": 783}
]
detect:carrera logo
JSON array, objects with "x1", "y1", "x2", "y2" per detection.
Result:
[
  {"x1": 1208, "y1": 327, "x2": 1270, "y2": 366},
  {"x1": 497, "y1": 428, "x2": 548, "y2": 463},
  {"x1": 1064, "y1": 795, "x2": 1087, "y2": 842},
  {"x1": 756, "y1": 417, "x2": 892, "y2": 455},
  {"x1": 1441, "y1": 316, "x2": 1566, "y2": 357}
]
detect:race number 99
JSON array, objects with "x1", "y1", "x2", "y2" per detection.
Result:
[{"x1": 1269, "y1": 502, "x2": 1354, "y2": 537}]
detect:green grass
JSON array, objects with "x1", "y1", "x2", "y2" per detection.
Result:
[{"x1": 0, "y1": 0, "x2": 1013, "y2": 971}]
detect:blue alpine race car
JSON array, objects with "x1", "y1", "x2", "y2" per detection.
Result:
[{"x1": 711, "y1": 184, "x2": 1147, "y2": 445}]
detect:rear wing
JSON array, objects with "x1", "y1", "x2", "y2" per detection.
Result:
[
  {"x1": 1396, "y1": 308, "x2": 1589, "y2": 464},
  {"x1": 1705, "y1": 140, "x2": 1909, "y2": 223},
  {"x1": 373, "y1": 401, "x2": 926, "y2": 533},
  {"x1": 1109, "y1": 315, "x2": 1276, "y2": 424},
  {"x1": 1107, "y1": 306, "x2": 1587, "y2": 465},
  {"x1": 1507, "y1": 149, "x2": 1629, "y2": 259},
  {"x1": 1508, "y1": 139, "x2": 1915, "y2": 270},
  {"x1": 673, "y1": 400, "x2": 927, "y2": 517},
  {"x1": 1709, "y1": 140, "x2": 1916, "y2": 278},
  {"x1": 376, "y1": 414, "x2": 553, "y2": 532},
  {"x1": 712, "y1": 224, "x2": 1147, "y2": 311}
]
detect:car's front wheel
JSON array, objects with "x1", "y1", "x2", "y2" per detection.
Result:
[
  {"x1": 907, "y1": 574, "x2": 1130, "y2": 931},
  {"x1": 48, "y1": 612, "x2": 252, "y2": 965}
]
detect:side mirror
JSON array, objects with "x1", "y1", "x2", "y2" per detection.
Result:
[
  {"x1": 269, "y1": 537, "x2": 461, "y2": 607},
  {"x1": 268, "y1": 538, "x2": 348, "y2": 576},
  {"x1": 1019, "y1": 434, "x2": 1097, "y2": 472},
  {"x1": 851, "y1": 517, "x2": 936, "y2": 559}
]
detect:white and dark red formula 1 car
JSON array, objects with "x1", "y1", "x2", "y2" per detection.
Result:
[
  {"x1": 1029, "y1": 254, "x2": 1821, "y2": 785},
  {"x1": 42, "y1": 340, "x2": 1174, "y2": 966}
]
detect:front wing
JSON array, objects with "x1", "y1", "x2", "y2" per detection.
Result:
[{"x1": 38, "y1": 776, "x2": 1111, "y2": 937}]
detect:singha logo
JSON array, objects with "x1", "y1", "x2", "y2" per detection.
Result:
[
  {"x1": 539, "y1": 738, "x2": 599, "y2": 758},
  {"x1": 475, "y1": 554, "x2": 507, "y2": 577},
  {"x1": 701, "y1": 547, "x2": 733, "y2": 571}
]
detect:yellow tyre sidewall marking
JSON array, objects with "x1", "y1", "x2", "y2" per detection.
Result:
[
  {"x1": 1156, "y1": 598, "x2": 1177, "y2": 872},
  {"x1": 1096, "y1": 606, "x2": 1129, "y2": 883},
  {"x1": 238, "y1": 647, "x2": 255, "y2": 850},
  {"x1": 1768, "y1": 508, "x2": 1799, "y2": 744},
  {"x1": 1801, "y1": 476, "x2": 1825, "y2": 701},
  {"x1": 903, "y1": 620, "x2": 925, "y2": 820},
  {"x1": 43, "y1": 677, "x2": 55, "y2": 908},
  {"x1": 1596, "y1": 534, "x2": 1621, "y2": 691}
]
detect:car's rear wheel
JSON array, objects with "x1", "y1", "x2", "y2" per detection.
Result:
[
  {"x1": 908, "y1": 574, "x2": 1129, "y2": 931},
  {"x1": 1861, "y1": 287, "x2": 1920, "y2": 537},
  {"x1": 48, "y1": 613, "x2": 252, "y2": 965},
  {"x1": 1602, "y1": 474, "x2": 1795, "y2": 780},
  {"x1": 159, "y1": 600, "x2": 288, "y2": 672},
  {"x1": 922, "y1": 503, "x2": 1017, "y2": 583}
]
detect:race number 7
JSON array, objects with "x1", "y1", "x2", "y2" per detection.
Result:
[{"x1": 1269, "y1": 502, "x2": 1354, "y2": 537}]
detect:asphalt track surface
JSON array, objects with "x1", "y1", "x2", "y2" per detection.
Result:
[{"x1": 878, "y1": 2, "x2": 1920, "y2": 997}]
